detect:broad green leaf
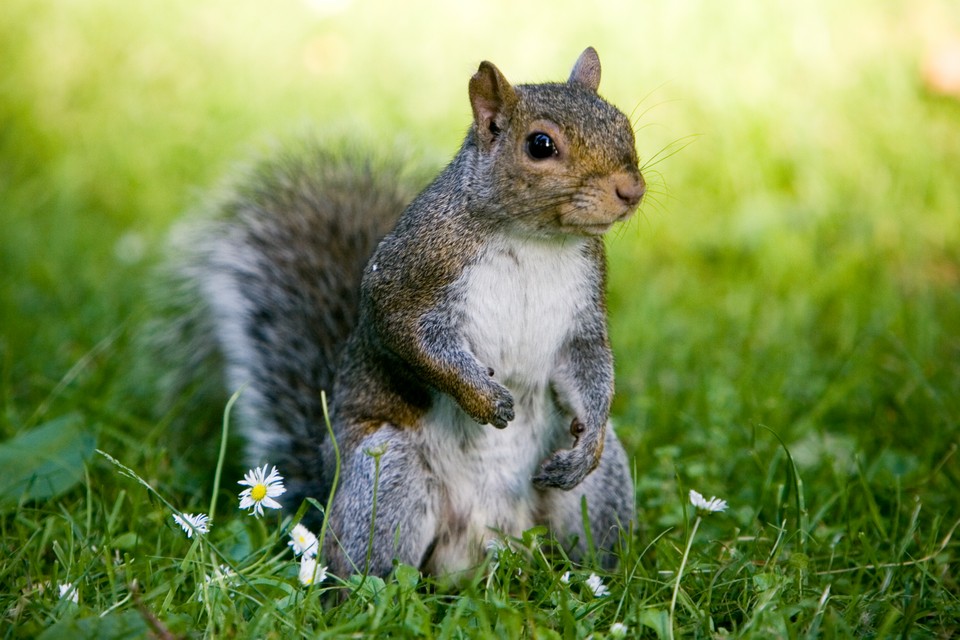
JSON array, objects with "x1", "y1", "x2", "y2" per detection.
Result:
[
  {"x1": 37, "y1": 611, "x2": 147, "y2": 640},
  {"x1": 394, "y1": 563, "x2": 420, "y2": 592},
  {"x1": 639, "y1": 608, "x2": 670, "y2": 639},
  {"x1": 0, "y1": 414, "x2": 95, "y2": 512}
]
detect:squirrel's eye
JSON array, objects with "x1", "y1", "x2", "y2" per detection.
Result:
[{"x1": 526, "y1": 132, "x2": 557, "y2": 160}]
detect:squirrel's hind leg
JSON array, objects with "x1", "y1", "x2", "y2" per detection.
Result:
[
  {"x1": 537, "y1": 425, "x2": 635, "y2": 569},
  {"x1": 322, "y1": 425, "x2": 439, "y2": 578}
]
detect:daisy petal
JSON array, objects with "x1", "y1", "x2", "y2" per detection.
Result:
[{"x1": 238, "y1": 464, "x2": 287, "y2": 517}]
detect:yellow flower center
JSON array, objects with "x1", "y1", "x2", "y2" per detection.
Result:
[{"x1": 251, "y1": 483, "x2": 267, "y2": 501}]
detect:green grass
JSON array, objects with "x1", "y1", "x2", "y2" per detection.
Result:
[{"x1": 2, "y1": 0, "x2": 959, "y2": 637}]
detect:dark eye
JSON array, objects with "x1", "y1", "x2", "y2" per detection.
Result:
[{"x1": 526, "y1": 132, "x2": 557, "y2": 160}]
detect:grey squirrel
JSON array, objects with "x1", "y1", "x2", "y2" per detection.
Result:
[{"x1": 182, "y1": 47, "x2": 644, "y2": 578}]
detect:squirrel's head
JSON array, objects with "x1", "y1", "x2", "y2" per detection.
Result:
[{"x1": 467, "y1": 47, "x2": 645, "y2": 237}]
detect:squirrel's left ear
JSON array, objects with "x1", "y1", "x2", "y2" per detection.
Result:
[
  {"x1": 568, "y1": 47, "x2": 601, "y2": 93},
  {"x1": 469, "y1": 61, "x2": 518, "y2": 151}
]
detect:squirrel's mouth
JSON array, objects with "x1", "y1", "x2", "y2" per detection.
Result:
[
  {"x1": 559, "y1": 202, "x2": 640, "y2": 236},
  {"x1": 555, "y1": 175, "x2": 643, "y2": 236},
  {"x1": 557, "y1": 219, "x2": 619, "y2": 237},
  {"x1": 576, "y1": 222, "x2": 616, "y2": 236}
]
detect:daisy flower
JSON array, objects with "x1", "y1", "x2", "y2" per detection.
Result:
[
  {"x1": 560, "y1": 571, "x2": 571, "y2": 584},
  {"x1": 58, "y1": 582, "x2": 78, "y2": 604},
  {"x1": 689, "y1": 489, "x2": 728, "y2": 514},
  {"x1": 172, "y1": 512, "x2": 211, "y2": 538},
  {"x1": 238, "y1": 464, "x2": 286, "y2": 517},
  {"x1": 585, "y1": 573, "x2": 610, "y2": 597},
  {"x1": 288, "y1": 523, "x2": 319, "y2": 558},
  {"x1": 298, "y1": 556, "x2": 328, "y2": 586},
  {"x1": 672, "y1": 489, "x2": 730, "y2": 630},
  {"x1": 610, "y1": 622, "x2": 629, "y2": 638}
]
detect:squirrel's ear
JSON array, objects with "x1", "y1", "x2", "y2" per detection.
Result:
[
  {"x1": 568, "y1": 47, "x2": 601, "y2": 93},
  {"x1": 469, "y1": 61, "x2": 518, "y2": 150}
]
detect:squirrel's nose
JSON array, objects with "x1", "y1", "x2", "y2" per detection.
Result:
[{"x1": 614, "y1": 172, "x2": 645, "y2": 208}]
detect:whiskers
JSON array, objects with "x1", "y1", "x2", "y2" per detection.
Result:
[
  {"x1": 623, "y1": 83, "x2": 699, "y2": 222},
  {"x1": 495, "y1": 187, "x2": 582, "y2": 226},
  {"x1": 628, "y1": 81, "x2": 680, "y2": 131},
  {"x1": 640, "y1": 134, "x2": 700, "y2": 173}
]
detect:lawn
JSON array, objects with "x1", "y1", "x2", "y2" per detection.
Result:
[{"x1": 1, "y1": 0, "x2": 958, "y2": 637}]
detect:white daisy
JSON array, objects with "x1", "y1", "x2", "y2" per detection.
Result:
[
  {"x1": 689, "y1": 489, "x2": 728, "y2": 514},
  {"x1": 238, "y1": 464, "x2": 286, "y2": 517},
  {"x1": 298, "y1": 556, "x2": 328, "y2": 586},
  {"x1": 172, "y1": 512, "x2": 211, "y2": 538},
  {"x1": 585, "y1": 573, "x2": 610, "y2": 597},
  {"x1": 288, "y1": 523, "x2": 319, "y2": 558},
  {"x1": 560, "y1": 571, "x2": 571, "y2": 584},
  {"x1": 610, "y1": 622, "x2": 629, "y2": 638},
  {"x1": 58, "y1": 582, "x2": 78, "y2": 604}
]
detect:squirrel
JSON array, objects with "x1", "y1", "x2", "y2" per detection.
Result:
[{"x1": 179, "y1": 47, "x2": 645, "y2": 578}]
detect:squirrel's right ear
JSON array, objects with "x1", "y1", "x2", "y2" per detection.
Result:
[
  {"x1": 469, "y1": 61, "x2": 518, "y2": 150},
  {"x1": 568, "y1": 47, "x2": 601, "y2": 93}
]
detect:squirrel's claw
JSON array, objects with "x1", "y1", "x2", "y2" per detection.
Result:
[
  {"x1": 486, "y1": 385, "x2": 515, "y2": 429},
  {"x1": 489, "y1": 405, "x2": 514, "y2": 429},
  {"x1": 461, "y1": 378, "x2": 514, "y2": 429},
  {"x1": 532, "y1": 448, "x2": 594, "y2": 490}
]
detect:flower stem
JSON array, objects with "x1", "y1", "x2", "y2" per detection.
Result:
[
  {"x1": 669, "y1": 515, "x2": 702, "y2": 640},
  {"x1": 316, "y1": 391, "x2": 340, "y2": 557},
  {"x1": 209, "y1": 385, "x2": 244, "y2": 523}
]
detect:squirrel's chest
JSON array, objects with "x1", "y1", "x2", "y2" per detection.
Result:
[{"x1": 456, "y1": 237, "x2": 594, "y2": 382}]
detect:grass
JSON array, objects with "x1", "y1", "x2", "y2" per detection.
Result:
[{"x1": 2, "y1": 0, "x2": 959, "y2": 637}]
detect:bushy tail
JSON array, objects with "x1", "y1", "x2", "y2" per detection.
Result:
[{"x1": 165, "y1": 141, "x2": 417, "y2": 503}]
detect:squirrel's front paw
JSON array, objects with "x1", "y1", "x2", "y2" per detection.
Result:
[
  {"x1": 532, "y1": 418, "x2": 603, "y2": 490},
  {"x1": 481, "y1": 380, "x2": 515, "y2": 429},
  {"x1": 533, "y1": 449, "x2": 593, "y2": 490},
  {"x1": 460, "y1": 378, "x2": 515, "y2": 429}
]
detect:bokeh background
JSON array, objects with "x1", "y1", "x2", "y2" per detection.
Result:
[
  {"x1": 2, "y1": 0, "x2": 960, "y2": 634},
  {"x1": 2, "y1": 0, "x2": 959, "y2": 590}
]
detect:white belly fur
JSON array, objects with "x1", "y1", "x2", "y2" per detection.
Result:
[{"x1": 418, "y1": 234, "x2": 593, "y2": 573}]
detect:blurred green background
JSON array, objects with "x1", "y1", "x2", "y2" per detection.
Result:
[{"x1": 1, "y1": 0, "x2": 958, "y2": 510}]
